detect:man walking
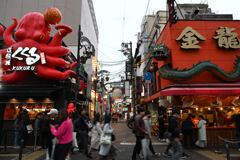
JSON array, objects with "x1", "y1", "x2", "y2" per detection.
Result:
[{"x1": 132, "y1": 106, "x2": 148, "y2": 160}]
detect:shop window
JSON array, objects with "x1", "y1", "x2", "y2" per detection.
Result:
[{"x1": 3, "y1": 102, "x2": 54, "y2": 120}]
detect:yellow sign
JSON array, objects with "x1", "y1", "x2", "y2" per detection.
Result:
[
  {"x1": 176, "y1": 26, "x2": 206, "y2": 49},
  {"x1": 214, "y1": 26, "x2": 240, "y2": 49}
]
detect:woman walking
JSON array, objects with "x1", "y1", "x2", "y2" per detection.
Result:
[
  {"x1": 99, "y1": 114, "x2": 113, "y2": 159},
  {"x1": 143, "y1": 110, "x2": 160, "y2": 159},
  {"x1": 90, "y1": 113, "x2": 102, "y2": 151},
  {"x1": 50, "y1": 108, "x2": 73, "y2": 160},
  {"x1": 195, "y1": 115, "x2": 207, "y2": 148}
]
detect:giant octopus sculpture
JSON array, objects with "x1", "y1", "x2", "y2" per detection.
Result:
[{"x1": 0, "y1": 8, "x2": 77, "y2": 83}]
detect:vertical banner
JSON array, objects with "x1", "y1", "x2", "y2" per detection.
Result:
[{"x1": 124, "y1": 80, "x2": 130, "y2": 97}]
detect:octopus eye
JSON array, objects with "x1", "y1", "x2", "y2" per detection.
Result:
[{"x1": 39, "y1": 35, "x2": 45, "y2": 41}]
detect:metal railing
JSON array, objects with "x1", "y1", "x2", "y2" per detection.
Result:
[
  {"x1": 1, "y1": 129, "x2": 39, "y2": 160},
  {"x1": 218, "y1": 136, "x2": 240, "y2": 160}
]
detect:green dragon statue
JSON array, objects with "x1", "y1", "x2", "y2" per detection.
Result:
[{"x1": 159, "y1": 56, "x2": 240, "y2": 82}]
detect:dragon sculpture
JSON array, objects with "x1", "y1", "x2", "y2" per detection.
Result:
[{"x1": 159, "y1": 56, "x2": 240, "y2": 82}]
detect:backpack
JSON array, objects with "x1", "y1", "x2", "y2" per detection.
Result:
[{"x1": 127, "y1": 116, "x2": 136, "y2": 134}]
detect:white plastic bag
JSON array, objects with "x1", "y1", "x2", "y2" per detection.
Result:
[
  {"x1": 72, "y1": 132, "x2": 78, "y2": 148},
  {"x1": 26, "y1": 124, "x2": 33, "y2": 134}
]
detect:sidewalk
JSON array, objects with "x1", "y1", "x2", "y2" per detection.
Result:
[{"x1": 0, "y1": 146, "x2": 45, "y2": 160}]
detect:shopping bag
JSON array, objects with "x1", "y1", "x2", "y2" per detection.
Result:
[
  {"x1": 26, "y1": 124, "x2": 33, "y2": 134},
  {"x1": 72, "y1": 132, "x2": 78, "y2": 148},
  {"x1": 100, "y1": 134, "x2": 111, "y2": 145}
]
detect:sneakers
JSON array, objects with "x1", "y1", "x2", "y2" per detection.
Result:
[
  {"x1": 154, "y1": 152, "x2": 161, "y2": 157},
  {"x1": 162, "y1": 152, "x2": 171, "y2": 157}
]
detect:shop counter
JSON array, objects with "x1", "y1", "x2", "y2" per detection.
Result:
[{"x1": 193, "y1": 126, "x2": 236, "y2": 147}]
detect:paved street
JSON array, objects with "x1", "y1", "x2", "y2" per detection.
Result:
[
  {"x1": 70, "y1": 122, "x2": 211, "y2": 160},
  {"x1": 0, "y1": 122, "x2": 226, "y2": 160},
  {"x1": 0, "y1": 121, "x2": 220, "y2": 160}
]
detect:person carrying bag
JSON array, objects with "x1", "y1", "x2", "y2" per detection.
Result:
[{"x1": 99, "y1": 115, "x2": 113, "y2": 159}]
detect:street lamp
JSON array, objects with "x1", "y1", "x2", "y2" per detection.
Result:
[{"x1": 74, "y1": 25, "x2": 95, "y2": 109}]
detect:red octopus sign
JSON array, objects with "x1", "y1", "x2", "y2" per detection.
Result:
[{"x1": 0, "y1": 8, "x2": 77, "y2": 83}]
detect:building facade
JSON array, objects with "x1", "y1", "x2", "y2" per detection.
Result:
[{"x1": 0, "y1": 0, "x2": 98, "y2": 144}]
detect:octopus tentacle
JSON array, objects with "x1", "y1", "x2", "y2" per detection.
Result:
[
  {"x1": 14, "y1": 40, "x2": 70, "y2": 57},
  {"x1": 45, "y1": 55, "x2": 70, "y2": 68},
  {"x1": 0, "y1": 24, "x2": 4, "y2": 36},
  {"x1": 2, "y1": 71, "x2": 28, "y2": 83},
  {"x1": 49, "y1": 24, "x2": 73, "y2": 46},
  {"x1": 35, "y1": 65, "x2": 76, "y2": 80},
  {"x1": 3, "y1": 18, "x2": 18, "y2": 47},
  {"x1": 70, "y1": 62, "x2": 77, "y2": 69},
  {"x1": 39, "y1": 45, "x2": 70, "y2": 57}
]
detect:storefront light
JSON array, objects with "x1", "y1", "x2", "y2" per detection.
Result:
[{"x1": 9, "y1": 98, "x2": 18, "y2": 103}]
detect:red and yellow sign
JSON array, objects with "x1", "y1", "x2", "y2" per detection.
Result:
[{"x1": 157, "y1": 20, "x2": 240, "y2": 88}]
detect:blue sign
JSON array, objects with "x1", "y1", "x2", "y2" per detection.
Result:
[{"x1": 144, "y1": 72, "x2": 152, "y2": 81}]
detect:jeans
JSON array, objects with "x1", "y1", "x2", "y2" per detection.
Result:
[
  {"x1": 141, "y1": 138, "x2": 150, "y2": 160},
  {"x1": 132, "y1": 136, "x2": 144, "y2": 160}
]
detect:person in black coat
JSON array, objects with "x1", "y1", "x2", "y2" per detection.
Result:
[{"x1": 182, "y1": 114, "x2": 195, "y2": 148}]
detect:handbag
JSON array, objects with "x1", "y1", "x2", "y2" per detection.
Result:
[
  {"x1": 111, "y1": 133, "x2": 116, "y2": 141},
  {"x1": 100, "y1": 133, "x2": 111, "y2": 145}
]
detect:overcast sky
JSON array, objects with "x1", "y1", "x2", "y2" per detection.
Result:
[{"x1": 92, "y1": 0, "x2": 240, "y2": 82}]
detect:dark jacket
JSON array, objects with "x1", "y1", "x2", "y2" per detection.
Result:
[
  {"x1": 134, "y1": 114, "x2": 147, "y2": 137},
  {"x1": 74, "y1": 115, "x2": 88, "y2": 132},
  {"x1": 182, "y1": 118, "x2": 194, "y2": 131},
  {"x1": 168, "y1": 116, "x2": 178, "y2": 133}
]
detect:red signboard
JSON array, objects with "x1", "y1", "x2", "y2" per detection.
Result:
[{"x1": 157, "y1": 20, "x2": 240, "y2": 88}]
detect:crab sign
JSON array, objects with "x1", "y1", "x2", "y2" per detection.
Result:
[{"x1": 0, "y1": 8, "x2": 77, "y2": 83}]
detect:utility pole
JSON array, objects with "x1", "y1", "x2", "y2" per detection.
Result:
[
  {"x1": 129, "y1": 42, "x2": 136, "y2": 113},
  {"x1": 121, "y1": 42, "x2": 135, "y2": 113}
]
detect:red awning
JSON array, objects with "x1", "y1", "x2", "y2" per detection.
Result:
[{"x1": 144, "y1": 86, "x2": 240, "y2": 103}]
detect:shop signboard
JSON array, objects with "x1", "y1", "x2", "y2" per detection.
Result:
[
  {"x1": 156, "y1": 20, "x2": 240, "y2": 87},
  {"x1": 0, "y1": 8, "x2": 77, "y2": 83},
  {"x1": 5, "y1": 47, "x2": 46, "y2": 71},
  {"x1": 124, "y1": 80, "x2": 130, "y2": 97}
]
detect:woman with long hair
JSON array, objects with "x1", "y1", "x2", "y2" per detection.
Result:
[{"x1": 50, "y1": 108, "x2": 73, "y2": 160}]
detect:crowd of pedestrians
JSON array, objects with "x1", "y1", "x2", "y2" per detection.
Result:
[
  {"x1": 32, "y1": 105, "x2": 116, "y2": 160},
  {"x1": 11, "y1": 102, "x2": 211, "y2": 160},
  {"x1": 129, "y1": 104, "x2": 209, "y2": 160}
]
